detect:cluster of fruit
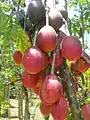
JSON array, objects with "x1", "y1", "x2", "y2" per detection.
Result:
[{"x1": 13, "y1": 0, "x2": 90, "y2": 120}]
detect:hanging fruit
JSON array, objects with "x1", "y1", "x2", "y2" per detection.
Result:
[
  {"x1": 49, "y1": 8, "x2": 64, "y2": 31},
  {"x1": 71, "y1": 51, "x2": 90, "y2": 72},
  {"x1": 27, "y1": 0, "x2": 45, "y2": 23},
  {"x1": 13, "y1": 50, "x2": 22, "y2": 65},
  {"x1": 37, "y1": 25, "x2": 57, "y2": 53},
  {"x1": 60, "y1": 36, "x2": 82, "y2": 61},
  {"x1": 40, "y1": 74, "x2": 63, "y2": 104},
  {"x1": 22, "y1": 70, "x2": 38, "y2": 88},
  {"x1": 22, "y1": 46, "x2": 44, "y2": 74},
  {"x1": 51, "y1": 95, "x2": 68, "y2": 120}
]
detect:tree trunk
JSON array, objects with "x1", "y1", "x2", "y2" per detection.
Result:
[
  {"x1": 59, "y1": 60, "x2": 82, "y2": 120},
  {"x1": 23, "y1": 87, "x2": 30, "y2": 120}
]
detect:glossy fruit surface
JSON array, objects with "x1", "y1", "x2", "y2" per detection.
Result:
[
  {"x1": 60, "y1": 36, "x2": 82, "y2": 61},
  {"x1": 49, "y1": 48, "x2": 63, "y2": 68},
  {"x1": 22, "y1": 70, "x2": 38, "y2": 88},
  {"x1": 40, "y1": 74, "x2": 63, "y2": 104},
  {"x1": 22, "y1": 46, "x2": 44, "y2": 74},
  {"x1": 37, "y1": 25, "x2": 57, "y2": 53},
  {"x1": 51, "y1": 95, "x2": 68, "y2": 120},
  {"x1": 13, "y1": 50, "x2": 22, "y2": 65},
  {"x1": 82, "y1": 103, "x2": 90, "y2": 120},
  {"x1": 40, "y1": 102, "x2": 52, "y2": 115}
]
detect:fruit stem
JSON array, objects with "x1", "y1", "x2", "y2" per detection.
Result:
[
  {"x1": 33, "y1": 29, "x2": 38, "y2": 46},
  {"x1": 51, "y1": 50, "x2": 56, "y2": 74},
  {"x1": 45, "y1": 2, "x2": 50, "y2": 25}
]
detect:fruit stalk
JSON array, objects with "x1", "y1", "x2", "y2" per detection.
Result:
[
  {"x1": 59, "y1": 60, "x2": 82, "y2": 120},
  {"x1": 33, "y1": 29, "x2": 38, "y2": 46},
  {"x1": 45, "y1": 1, "x2": 50, "y2": 25},
  {"x1": 51, "y1": 50, "x2": 56, "y2": 74}
]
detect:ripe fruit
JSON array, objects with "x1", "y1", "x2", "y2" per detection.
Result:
[
  {"x1": 22, "y1": 46, "x2": 44, "y2": 74},
  {"x1": 22, "y1": 70, "x2": 38, "y2": 88},
  {"x1": 33, "y1": 70, "x2": 46, "y2": 95},
  {"x1": 60, "y1": 9, "x2": 68, "y2": 21},
  {"x1": 82, "y1": 103, "x2": 90, "y2": 120},
  {"x1": 49, "y1": 8, "x2": 63, "y2": 31},
  {"x1": 37, "y1": 25, "x2": 57, "y2": 53},
  {"x1": 51, "y1": 95, "x2": 68, "y2": 120},
  {"x1": 71, "y1": 51, "x2": 90, "y2": 72},
  {"x1": 13, "y1": 50, "x2": 22, "y2": 65},
  {"x1": 49, "y1": 48, "x2": 63, "y2": 68},
  {"x1": 40, "y1": 102, "x2": 52, "y2": 115},
  {"x1": 27, "y1": 0, "x2": 45, "y2": 23},
  {"x1": 40, "y1": 74, "x2": 63, "y2": 104},
  {"x1": 60, "y1": 36, "x2": 82, "y2": 61}
]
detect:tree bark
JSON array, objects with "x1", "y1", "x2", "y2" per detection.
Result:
[{"x1": 59, "y1": 60, "x2": 82, "y2": 120}]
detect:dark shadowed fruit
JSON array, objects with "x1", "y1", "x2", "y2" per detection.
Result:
[
  {"x1": 82, "y1": 103, "x2": 90, "y2": 120},
  {"x1": 49, "y1": 48, "x2": 63, "y2": 68},
  {"x1": 22, "y1": 46, "x2": 44, "y2": 74},
  {"x1": 49, "y1": 8, "x2": 63, "y2": 31},
  {"x1": 27, "y1": 0, "x2": 45, "y2": 23},
  {"x1": 51, "y1": 95, "x2": 68, "y2": 120},
  {"x1": 22, "y1": 70, "x2": 38, "y2": 88},
  {"x1": 37, "y1": 25, "x2": 57, "y2": 53},
  {"x1": 71, "y1": 51, "x2": 90, "y2": 72},
  {"x1": 60, "y1": 36, "x2": 82, "y2": 61},
  {"x1": 40, "y1": 74, "x2": 63, "y2": 104},
  {"x1": 60, "y1": 9, "x2": 68, "y2": 21},
  {"x1": 13, "y1": 50, "x2": 22, "y2": 65},
  {"x1": 40, "y1": 102, "x2": 52, "y2": 115},
  {"x1": 59, "y1": 30, "x2": 67, "y2": 43}
]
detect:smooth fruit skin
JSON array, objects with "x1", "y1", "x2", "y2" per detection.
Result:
[
  {"x1": 27, "y1": 0, "x2": 45, "y2": 23},
  {"x1": 43, "y1": 52, "x2": 49, "y2": 68},
  {"x1": 60, "y1": 36, "x2": 82, "y2": 61},
  {"x1": 71, "y1": 51, "x2": 90, "y2": 72},
  {"x1": 40, "y1": 102, "x2": 52, "y2": 115},
  {"x1": 49, "y1": 8, "x2": 63, "y2": 31},
  {"x1": 82, "y1": 103, "x2": 90, "y2": 120},
  {"x1": 40, "y1": 74, "x2": 63, "y2": 104},
  {"x1": 22, "y1": 70, "x2": 38, "y2": 88},
  {"x1": 51, "y1": 95, "x2": 68, "y2": 120},
  {"x1": 13, "y1": 50, "x2": 22, "y2": 65},
  {"x1": 49, "y1": 48, "x2": 63, "y2": 68},
  {"x1": 37, "y1": 25, "x2": 57, "y2": 53},
  {"x1": 22, "y1": 46, "x2": 44, "y2": 74}
]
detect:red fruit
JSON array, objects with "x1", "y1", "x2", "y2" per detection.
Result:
[
  {"x1": 71, "y1": 51, "x2": 90, "y2": 72},
  {"x1": 49, "y1": 8, "x2": 63, "y2": 31},
  {"x1": 37, "y1": 25, "x2": 57, "y2": 53},
  {"x1": 22, "y1": 70, "x2": 38, "y2": 88},
  {"x1": 13, "y1": 50, "x2": 22, "y2": 65},
  {"x1": 22, "y1": 46, "x2": 44, "y2": 74},
  {"x1": 82, "y1": 103, "x2": 90, "y2": 120},
  {"x1": 60, "y1": 36, "x2": 82, "y2": 61},
  {"x1": 49, "y1": 48, "x2": 63, "y2": 68},
  {"x1": 51, "y1": 95, "x2": 68, "y2": 120},
  {"x1": 34, "y1": 71, "x2": 46, "y2": 95},
  {"x1": 40, "y1": 74, "x2": 63, "y2": 104},
  {"x1": 40, "y1": 102, "x2": 52, "y2": 115}
]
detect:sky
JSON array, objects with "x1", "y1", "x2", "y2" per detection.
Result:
[{"x1": 25, "y1": 0, "x2": 90, "y2": 51}]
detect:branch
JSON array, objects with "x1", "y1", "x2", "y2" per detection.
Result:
[{"x1": 81, "y1": 55, "x2": 90, "y2": 64}]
